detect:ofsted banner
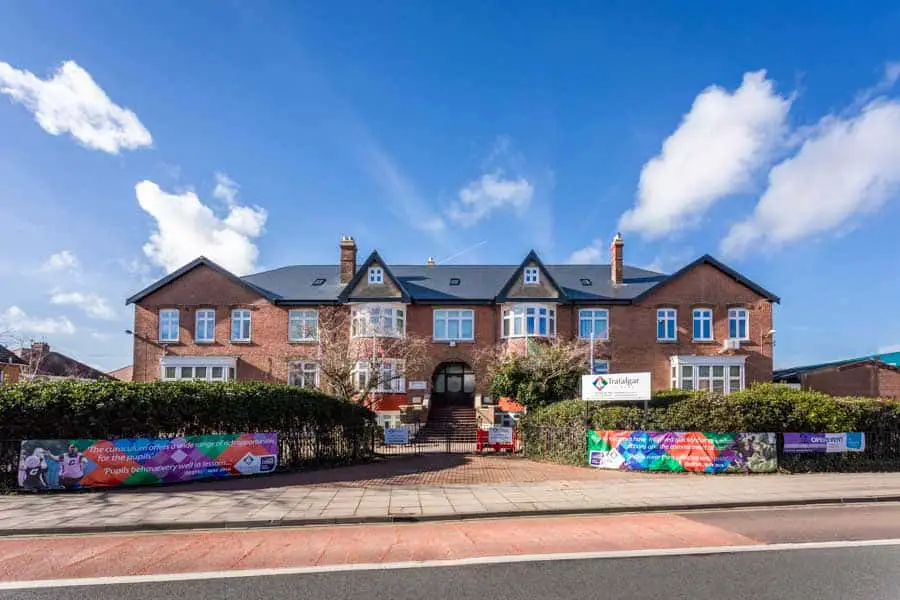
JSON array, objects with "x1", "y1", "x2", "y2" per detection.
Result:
[
  {"x1": 18, "y1": 433, "x2": 278, "y2": 490},
  {"x1": 783, "y1": 432, "x2": 866, "y2": 454}
]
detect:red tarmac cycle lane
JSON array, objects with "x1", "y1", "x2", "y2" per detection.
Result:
[
  {"x1": 0, "y1": 513, "x2": 755, "y2": 582},
  {"x1": 3, "y1": 503, "x2": 900, "y2": 583}
]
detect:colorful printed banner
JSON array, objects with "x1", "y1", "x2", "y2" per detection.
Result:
[
  {"x1": 18, "y1": 433, "x2": 278, "y2": 490},
  {"x1": 783, "y1": 432, "x2": 866, "y2": 454},
  {"x1": 588, "y1": 430, "x2": 777, "y2": 473}
]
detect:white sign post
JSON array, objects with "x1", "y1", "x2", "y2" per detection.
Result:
[
  {"x1": 487, "y1": 427, "x2": 514, "y2": 445},
  {"x1": 581, "y1": 373, "x2": 652, "y2": 402},
  {"x1": 582, "y1": 372, "x2": 652, "y2": 426}
]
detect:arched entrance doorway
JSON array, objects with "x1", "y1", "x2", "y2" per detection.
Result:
[{"x1": 431, "y1": 362, "x2": 475, "y2": 408}]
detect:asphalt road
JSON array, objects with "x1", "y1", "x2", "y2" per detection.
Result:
[{"x1": 4, "y1": 545, "x2": 900, "y2": 600}]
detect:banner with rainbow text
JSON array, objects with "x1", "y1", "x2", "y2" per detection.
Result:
[
  {"x1": 18, "y1": 433, "x2": 278, "y2": 490},
  {"x1": 588, "y1": 430, "x2": 777, "y2": 473}
]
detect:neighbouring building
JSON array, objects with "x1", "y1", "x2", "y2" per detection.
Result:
[
  {"x1": 108, "y1": 365, "x2": 134, "y2": 382},
  {"x1": 0, "y1": 344, "x2": 26, "y2": 384},
  {"x1": 14, "y1": 342, "x2": 108, "y2": 381},
  {"x1": 126, "y1": 235, "x2": 779, "y2": 426},
  {"x1": 774, "y1": 352, "x2": 900, "y2": 399}
]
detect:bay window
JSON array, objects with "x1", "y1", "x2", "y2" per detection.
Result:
[
  {"x1": 160, "y1": 356, "x2": 235, "y2": 382},
  {"x1": 578, "y1": 309, "x2": 609, "y2": 340},
  {"x1": 353, "y1": 359, "x2": 405, "y2": 393},
  {"x1": 433, "y1": 309, "x2": 474, "y2": 341},
  {"x1": 350, "y1": 304, "x2": 405, "y2": 338},
  {"x1": 502, "y1": 304, "x2": 556, "y2": 338},
  {"x1": 670, "y1": 356, "x2": 745, "y2": 394}
]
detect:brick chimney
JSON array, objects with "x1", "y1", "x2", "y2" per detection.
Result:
[
  {"x1": 610, "y1": 232, "x2": 624, "y2": 285},
  {"x1": 339, "y1": 236, "x2": 357, "y2": 284},
  {"x1": 31, "y1": 341, "x2": 50, "y2": 358}
]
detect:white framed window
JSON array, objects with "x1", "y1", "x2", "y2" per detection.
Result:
[
  {"x1": 288, "y1": 361, "x2": 319, "y2": 388},
  {"x1": 288, "y1": 309, "x2": 318, "y2": 342},
  {"x1": 523, "y1": 267, "x2": 539, "y2": 284},
  {"x1": 160, "y1": 356, "x2": 235, "y2": 382},
  {"x1": 692, "y1": 308, "x2": 713, "y2": 341},
  {"x1": 578, "y1": 309, "x2": 609, "y2": 340},
  {"x1": 657, "y1": 308, "x2": 677, "y2": 341},
  {"x1": 670, "y1": 356, "x2": 744, "y2": 394},
  {"x1": 353, "y1": 359, "x2": 405, "y2": 393},
  {"x1": 195, "y1": 309, "x2": 215, "y2": 343},
  {"x1": 231, "y1": 309, "x2": 252, "y2": 342},
  {"x1": 433, "y1": 309, "x2": 474, "y2": 341},
  {"x1": 351, "y1": 304, "x2": 405, "y2": 338},
  {"x1": 501, "y1": 304, "x2": 556, "y2": 338},
  {"x1": 159, "y1": 309, "x2": 180, "y2": 342},
  {"x1": 592, "y1": 359, "x2": 610, "y2": 375},
  {"x1": 368, "y1": 266, "x2": 384, "y2": 284},
  {"x1": 728, "y1": 308, "x2": 749, "y2": 340}
]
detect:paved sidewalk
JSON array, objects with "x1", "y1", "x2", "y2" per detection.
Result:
[{"x1": 3, "y1": 470, "x2": 900, "y2": 535}]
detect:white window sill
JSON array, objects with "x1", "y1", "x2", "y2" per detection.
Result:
[
  {"x1": 195, "y1": 340, "x2": 216, "y2": 345},
  {"x1": 158, "y1": 339, "x2": 179, "y2": 344},
  {"x1": 288, "y1": 339, "x2": 319, "y2": 344},
  {"x1": 656, "y1": 338, "x2": 678, "y2": 343},
  {"x1": 692, "y1": 339, "x2": 715, "y2": 343},
  {"x1": 577, "y1": 336, "x2": 609, "y2": 342},
  {"x1": 502, "y1": 334, "x2": 556, "y2": 340},
  {"x1": 433, "y1": 338, "x2": 475, "y2": 343},
  {"x1": 230, "y1": 339, "x2": 253, "y2": 344}
]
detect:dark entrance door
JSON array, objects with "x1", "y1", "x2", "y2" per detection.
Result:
[{"x1": 432, "y1": 362, "x2": 475, "y2": 407}]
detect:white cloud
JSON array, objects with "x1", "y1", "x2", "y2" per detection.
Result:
[
  {"x1": 50, "y1": 291, "x2": 117, "y2": 320},
  {"x1": 447, "y1": 171, "x2": 534, "y2": 227},
  {"x1": 0, "y1": 306, "x2": 76, "y2": 335},
  {"x1": 619, "y1": 71, "x2": 792, "y2": 238},
  {"x1": 41, "y1": 250, "x2": 79, "y2": 271},
  {"x1": 878, "y1": 344, "x2": 900, "y2": 354},
  {"x1": 135, "y1": 179, "x2": 268, "y2": 275},
  {"x1": 213, "y1": 172, "x2": 239, "y2": 205},
  {"x1": 0, "y1": 60, "x2": 152, "y2": 154},
  {"x1": 567, "y1": 242, "x2": 604, "y2": 264},
  {"x1": 721, "y1": 99, "x2": 900, "y2": 256}
]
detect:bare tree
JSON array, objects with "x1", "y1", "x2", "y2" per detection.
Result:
[{"x1": 310, "y1": 306, "x2": 430, "y2": 409}]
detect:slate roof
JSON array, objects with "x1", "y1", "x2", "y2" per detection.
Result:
[
  {"x1": 15, "y1": 347, "x2": 108, "y2": 380},
  {"x1": 774, "y1": 352, "x2": 900, "y2": 382},
  {"x1": 0, "y1": 344, "x2": 26, "y2": 366},
  {"x1": 127, "y1": 253, "x2": 780, "y2": 306}
]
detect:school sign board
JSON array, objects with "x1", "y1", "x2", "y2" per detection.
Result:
[
  {"x1": 19, "y1": 433, "x2": 278, "y2": 491},
  {"x1": 783, "y1": 432, "x2": 866, "y2": 453},
  {"x1": 383, "y1": 427, "x2": 410, "y2": 445},
  {"x1": 581, "y1": 372, "x2": 651, "y2": 402}
]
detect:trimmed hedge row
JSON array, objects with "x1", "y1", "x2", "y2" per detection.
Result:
[
  {"x1": 520, "y1": 384, "x2": 900, "y2": 471},
  {"x1": 0, "y1": 380, "x2": 375, "y2": 439}
]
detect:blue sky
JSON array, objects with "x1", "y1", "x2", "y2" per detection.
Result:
[{"x1": 1, "y1": 1, "x2": 900, "y2": 371}]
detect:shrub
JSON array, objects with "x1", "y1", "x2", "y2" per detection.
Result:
[
  {"x1": 486, "y1": 340, "x2": 587, "y2": 408},
  {"x1": 0, "y1": 380, "x2": 375, "y2": 440},
  {"x1": 520, "y1": 384, "x2": 900, "y2": 471}
]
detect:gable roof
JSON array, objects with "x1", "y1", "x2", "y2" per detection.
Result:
[
  {"x1": 0, "y1": 344, "x2": 26, "y2": 366},
  {"x1": 126, "y1": 257, "x2": 277, "y2": 305},
  {"x1": 126, "y1": 252, "x2": 776, "y2": 306},
  {"x1": 495, "y1": 250, "x2": 567, "y2": 302},
  {"x1": 775, "y1": 352, "x2": 900, "y2": 382},
  {"x1": 16, "y1": 348, "x2": 108, "y2": 380},
  {"x1": 337, "y1": 251, "x2": 411, "y2": 303},
  {"x1": 633, "y1": 254, "x2": 780, "y2": 304}
]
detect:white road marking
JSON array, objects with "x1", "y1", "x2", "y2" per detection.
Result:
[{"x1": 2, "y1": 538, "x2": 900, "y2": 591}]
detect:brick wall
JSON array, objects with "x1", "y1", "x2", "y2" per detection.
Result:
[
  {"x1": 132, "y1": 261, "x2": 775, "y2": 393},
  {"x1": 0, "y1": 364, "x2": 21, "y2": 384},
  {"x1": 878, "y1": 367, "x2": 900, "y2": 399},
  {"x1": 803, "y1": 364, "x2": 875, "y2": 397}
]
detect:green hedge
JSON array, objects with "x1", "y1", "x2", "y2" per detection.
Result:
[
  {"x1": 520, "y1": 384, "x2": 900, "y2": 471},
  {"x1": 0, "y1": 380, "x2": 375, "y2": 439}
]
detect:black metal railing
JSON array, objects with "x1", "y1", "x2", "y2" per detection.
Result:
[{"x1": 1, "y1": 425, "x2": 377, "y2": 493}]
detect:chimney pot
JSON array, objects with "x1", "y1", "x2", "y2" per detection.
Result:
[
  {"x1": 610, "y1": 234, "x2": 624, "y2": 285},
  {"x1": 339, "y1": 236, "x2": 358, "y2": 284},
  {"x1": 426, "y1": 257, "x2": 436, "y2": 266}
]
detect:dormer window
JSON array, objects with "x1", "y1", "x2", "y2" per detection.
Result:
[
  {"x1": 524, "y1": 267, "x2": 539, "y2": 285},
  {"x1": 368, "y1": 267, "x2": 384, "y2": 284}
]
